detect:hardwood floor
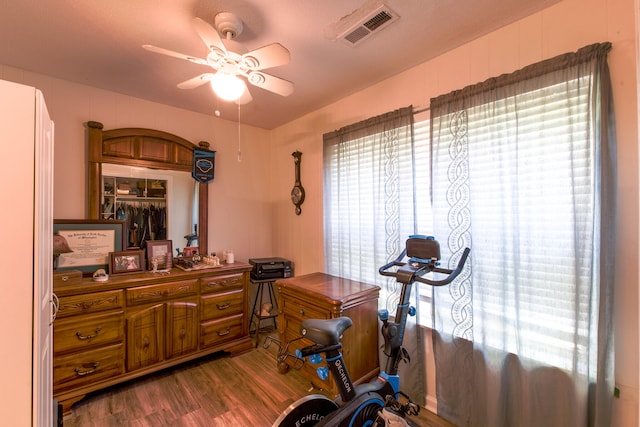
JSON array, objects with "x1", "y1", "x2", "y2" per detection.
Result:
[{"x1": 62, "y1": 342, "x2": 455, "y2": 426}]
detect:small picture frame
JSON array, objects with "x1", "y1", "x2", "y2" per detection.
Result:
[
  {"x1": 182, "y1": 246, "x2": 199, "y2": 257},
  {"x1": 146, "y1": 240, "x2": 173, "y2": 270},
  {"x1": 109, "y1": 250, "x2": 145, "y2": 275}
]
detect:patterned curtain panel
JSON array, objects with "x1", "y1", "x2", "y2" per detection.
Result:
[
  {"x1": 323, "y1": 106, "x2": 429, "y2": 404},
  {"x1": 323, "y1": 107, "x2": 416, "y2": 304},
  {"x1": 429, "y1": 43, "x2": 616, "y2": 427}
]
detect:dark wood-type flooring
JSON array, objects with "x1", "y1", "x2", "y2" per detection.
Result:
[{"x1": 62, "y1": 337, "x2": 456, "y2": 426}]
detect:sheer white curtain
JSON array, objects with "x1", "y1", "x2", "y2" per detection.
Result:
[
  {"x1": 324, "y1": 107, "x2": 415, "y2": 284},
  {"x1": 323, "y1": 107, "x2": 431, "y2": 404},
  {"x1": 429, "y1": 43, "x2": 616, "y2": 426}
]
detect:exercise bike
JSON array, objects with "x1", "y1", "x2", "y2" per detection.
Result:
[{"x1": 271, "y1": 235, "x2": 470, "y2": 426}]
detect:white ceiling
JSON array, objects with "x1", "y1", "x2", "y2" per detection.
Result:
[{"x1": 0, "y1": 0, "x2": 560, "y2": 129}]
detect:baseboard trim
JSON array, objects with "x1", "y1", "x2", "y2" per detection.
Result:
[{"x1": 426, "y1": 395, "x2": 437, "y2": 414}]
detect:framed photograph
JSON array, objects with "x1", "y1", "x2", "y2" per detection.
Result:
[
  {"x1": 182, "y1": 246, "x2": 199, "y2": 257},
  {"x1": 109, "y1": 250, "x2": 145, "y2": 275},
  {"x1": 146, "y1": 240, "x2": 173, "y2": 270},
  {"x1": 54, "y1": 219, "x2": 126, "y2": 275}
]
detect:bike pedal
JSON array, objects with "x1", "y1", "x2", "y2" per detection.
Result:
[
  {"x1": 375, "y1": 408, "x2": 407, "y2": 426},
  {"x1": 384, "y1": 392, "x2": 420, "y2": 418},
  {"x1": 284, "y1": 351, "x2": 305, "y2": 369},
  {"x1": 403, "y1": 401, "x2": 420, "y2": 416},
  {"x1": 262, "y1": 335, "x2": 282, "y2": 351},
  {"x1": 399, "y1": 347, "x2": 411, "y2": 364}
]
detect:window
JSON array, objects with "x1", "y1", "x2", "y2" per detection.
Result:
[
  {"x1": 431, "y1": 77, "x2": 600, "y2": 371},
  {"x1": 323, "y1": 108, "x2": 434, "y2": 319},
  {"x1": 323, "y1": 44, "x2": 615, "y2": 425},
  {"x1": 430, "y1": 43, "x2": 615, "y2": 382},
  {"x1": 411, "y1": 116, "x2": 435, "y2": 327},
  {"x1": 429, "y1": 43, "x2": 616, "y2": 426}
]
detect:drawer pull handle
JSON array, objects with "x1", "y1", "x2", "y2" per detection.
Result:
[
  {"x1": 74, "y1": 362, "x2": 100, "y2": 377},
  {"x1": 216, "y1": 303, "x2": 231, "y2": 310},
  {"x1": 76, "y1": 327, "x2": 102, "y2": 341},
  {"x1": 299, "y1": 309, "x2": 305, "y2": 316},
  {"x1": 217, "y1": 327, "x2": 231, "y2": 336}
]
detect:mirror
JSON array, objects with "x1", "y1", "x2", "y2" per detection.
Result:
[
  {"x1": 101, "y1": 163, "x2": 197, "y2": 250},
  {"x1": 86, "y1": 121, "x2": 209, "y2": 256}
]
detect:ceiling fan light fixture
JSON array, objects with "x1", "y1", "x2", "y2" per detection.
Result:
[
  {"x1": 210, "y1": 73, "x2": 245, "y2": 101},
  {"x1": 145, "y1": 16, "x2": 293, "y2": 105}
]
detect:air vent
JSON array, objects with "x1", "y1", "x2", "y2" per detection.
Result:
[{"x1": 337, "y1": 4, "x2": 399, "y2": 46}]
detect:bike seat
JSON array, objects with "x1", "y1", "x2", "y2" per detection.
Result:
[{"x1": 301, "y1": 317, "x2": 352, "y2": 346}]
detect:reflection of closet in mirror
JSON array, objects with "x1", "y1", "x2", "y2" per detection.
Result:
[
  {"x1": 102, "y1": 163, "x2": 196, "y2": 250},
  {"x1": 86, "y1": 121, "x2": 209, "y2": 256}
]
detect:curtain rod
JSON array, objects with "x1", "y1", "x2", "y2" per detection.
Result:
[{"x1": 413, "y1": 105, "x2": 430, "y2": 114}]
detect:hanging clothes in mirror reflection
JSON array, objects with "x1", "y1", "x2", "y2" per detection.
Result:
[{"x1": 104, "y1": 200, "x2": 167, "y2": 249}]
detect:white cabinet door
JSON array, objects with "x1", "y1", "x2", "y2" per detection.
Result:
[
  {"x1": 0, "y1": 80, "x2": 54, "y2": 426},
  {"x1": 33, "y1": 89, "x2": 54, "y2": 427}
]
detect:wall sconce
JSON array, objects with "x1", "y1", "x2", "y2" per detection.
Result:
[
  {"x1": 210, "y1": 73, "x2": 245, "y2": 101},
  {"x1": 53, "y1": 233, "x2": 73, "y2": 270}
]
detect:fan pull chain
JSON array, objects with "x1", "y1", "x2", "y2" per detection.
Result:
[{"x1": 237, "y1": 102, "x2": 242, "y2": 162}]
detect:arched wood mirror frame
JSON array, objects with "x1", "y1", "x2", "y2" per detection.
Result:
[{"x1": 86, "y1": 121, "x2": 208, "y2": 256}]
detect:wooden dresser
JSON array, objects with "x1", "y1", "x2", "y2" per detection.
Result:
[
  {"x1": 53, "y1": 263, "x2": 253, "y2": 415},
  {"x1": 276, "y1": 273, "x2": 380, "y2": 396}
]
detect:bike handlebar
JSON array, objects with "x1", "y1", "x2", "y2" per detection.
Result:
[{"x1": 378, "y1": 247, "x2": 470, "y2": 286}]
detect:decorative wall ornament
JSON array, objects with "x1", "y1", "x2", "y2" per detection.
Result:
[
  {"x1": 290, "y1": 151, "x2": 305, "y2": 215},
  {"x1": 192, "y1": 142, "x2": 216, "y2": 183}
]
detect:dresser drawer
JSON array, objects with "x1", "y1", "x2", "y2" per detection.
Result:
[
  {"x1": 282, "y1": 299, "x2": 329, "y2": 322},
  {"x1": 53, "y1": 270, "x2": 83, "y2": 286},
  {"x1": 54, "y1": 311, "x2": 124, "y2": 355},
  {"x1": 201, "y1": 289, "x2": 244, "y2": 321},
  {"x1": 199, "y1": 273, "x2": 244, "y2": 294},
  {"x1": 126, "y1": 279, "x2": 198, "y2": 305},
  {"x1": 200, "y1": 314, "x2": 244, "y2": 348},
  {"x1": 53, "y1": 343, "x2": 125, "y2": 393},
  {"x1": 282, "y1": 301, "x2": 329, "y2": 340},
  {"x1": 57, "y1": 290, "x2": 124, "y2": 318}
]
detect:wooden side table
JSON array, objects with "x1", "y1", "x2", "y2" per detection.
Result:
[{"x1": 276, "y1": 272, "x2": 380, "y2": 396}]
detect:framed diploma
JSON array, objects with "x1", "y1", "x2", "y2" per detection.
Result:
[{"x1": 54, "y1": 219, "x2": 126, "y2": 275}]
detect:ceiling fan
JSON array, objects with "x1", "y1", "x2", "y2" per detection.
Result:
[{"x1": 143, "y1": 12, "x2": 294, "y2": 104}]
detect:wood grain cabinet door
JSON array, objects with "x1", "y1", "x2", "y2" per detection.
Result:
[
  {"x1": 165, "y1": 300, "x2": 199, "y2": 359},
  {"x1": 126, "y1": 303, "x2": 163, "y2": 371}
]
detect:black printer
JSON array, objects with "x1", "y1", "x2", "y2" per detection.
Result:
[{"x1": 248, "y1": 257, "x2": 293, "y2": 280}]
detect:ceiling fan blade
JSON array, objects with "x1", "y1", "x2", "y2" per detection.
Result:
[
  {"x1": 142, "y1": 45, "x2": 208, "y2": 66},
  {"x1": 177, "y1": 73, "x2": 215, "y2": 89},
  {"x1": 236, "y1": 82, "x2": 253, "y2": 105},
  {"x1": 193, "y1": 17, "x2": 227, "y2": 54},
  {"x1": 241, "y1": 43, "x2": 291, "y2": 70},
  {"x1": 246, "y1": 71, "x2": 294, "y2": 97}
]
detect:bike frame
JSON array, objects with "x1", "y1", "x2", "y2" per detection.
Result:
[
  {"x1": 319, "y1": 239, "x2": 471, "y2": 403},
  {"x1": 377, "y1": 238, "x2": 470, "y2": 396},
  {"x1": 273, "y1": 236, "x2": 470, "y2": 427}
]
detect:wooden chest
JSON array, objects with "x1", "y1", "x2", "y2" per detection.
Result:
[{"x1": 276, "y1": 272, "x2": 380, "y2": 396}]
